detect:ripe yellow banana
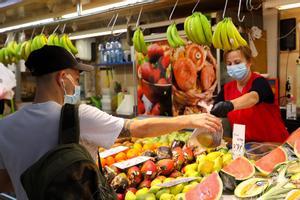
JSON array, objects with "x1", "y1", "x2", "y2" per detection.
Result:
[
  {"x1": 226, "y1": 19, "x2": 240, "y2": 49},
  {"x1": 220, "y1": 19, "x2": 232, "y2": 50},
  {"x1": 212, "y1": 21, "x2": 223, "y2": 49},
  {"x1": 167, "y1": 24, "x2": 177, "y2": 48},
  {"x1": 53, "y1": 34, "x2": 60, "y2": 46},
  {"x1": 47, "y1": 34, "x2": 56, "y2": 46},
  {"x1": 199, "y1": 13, "x2": 213, "y2": 45},
  {"x1": 24, "y1": 40, "x2": 32, "y2": 60},
  {"x1": 193, "y1": 12, "x2": 206, "y2": 45},
  {"x1": 227, "y1": 19, "x2": 248, "y2": 47},
  {"x1": 60, "y1": 34, "x2": 72, "y2": 53}
]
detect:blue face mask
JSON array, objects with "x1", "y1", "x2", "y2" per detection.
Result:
[
  {"x1": 62, "y1": 75, "x2": 81, "y2": 105},
  {"x1": 227, "y1": 63, "x2": 249, "y2": 81}
]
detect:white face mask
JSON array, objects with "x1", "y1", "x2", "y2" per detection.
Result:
[{"x1": 61, "y1": 74, "x2": 81, "y2": 105}]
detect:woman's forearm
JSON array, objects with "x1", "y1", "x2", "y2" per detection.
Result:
[{"x1": 231, "y1": 91, "x2": 259, "y2": 110}]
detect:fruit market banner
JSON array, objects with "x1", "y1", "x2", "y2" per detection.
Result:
[{"x1": 135, "y1": 41, "x2": 217, "y2": 116}]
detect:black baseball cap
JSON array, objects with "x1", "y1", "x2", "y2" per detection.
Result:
[{"x1": 25, "y1": 45, "x2": 94, "y2": 76}]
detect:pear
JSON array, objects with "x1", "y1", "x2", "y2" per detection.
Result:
[
  {"x1": 175, "y1": 193, "x2": 186, "y2": 200},
  {"x1": 156, "y1": 188, "x2": 170, "y2": 199},
  {"x1": 125, "y1": 191, "x2": 136, "y2": 200},
  {"x1": 136, "y1": 193, "x2": 156, "y2": 200},
  {"x1": 170, "y1": 183, "x2": 184, "y2": 195},
  {"x1": 136, "y1": 188, "x2": 149, "y2": 196},
  {"x1": 184, "y1": 163, "x2": 198, "y2": 172},
  {"x1": 160, "y1": 193, "x2": 175, "y2": 200}
]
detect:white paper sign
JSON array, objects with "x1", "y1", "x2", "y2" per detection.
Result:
[
  {"x1": 232, "y1": 124, "x2": 246, "y2": 159},
  {"x1": 113, "y1": 156, "x2": 151, "y2": 169},
  {"x1": 157, "y1": 177, "x2": 198, "y2": 188},
  {"x1": 99, "y1": 146, "x2": 128, "y2": 158}
]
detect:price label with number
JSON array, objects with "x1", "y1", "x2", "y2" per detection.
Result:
[
  {"x1": 113, "y1": 156, "x2": 152, "y2": 169},
  {"x1": 232, "y1": 124, "x2": 246, "y2": 159},
  {"x1": 99, "y1": 146, "x2": 128, "y2": 158}
]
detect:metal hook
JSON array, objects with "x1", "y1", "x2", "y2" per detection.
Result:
[
  {"x1": 30, "y1": 27, "x2": 36, "y2": 40},
  {"x1": 246, "y1": 0, "x2": 253, "y2": 11},
  {"x1": 62, "y1": 24, "x2": 66, "y2": 34},
  {"x1": 192, "y1": 0, "x2": 200, "y2": 13},
  {"x1": 169, "y1": 0, "x2": 178, "y2": 21},
  {"x1": 107, "y1": 13, "x2": 116, "y2": 28},
  {"x1": 250, "y1": 0, "x2": 262, "y2": 10},
  {"x1": 52, "y1": 24, "x2": 60, "y2": 34},
  {"x1": 41, "y1": 26, "x2": 45, "y2": 34},
  {"x1": 136, "y1": 6, "x2": 143, "y2": 28},
  {"x1": 111, "y1": 13, "x2": 119, "y2": 34},
  {"x1": 222, "y1": 0, "x2": 228, "y2": 19},
  {"x1": 237, "y1": 0, "x2": 245, "y2": 22}
]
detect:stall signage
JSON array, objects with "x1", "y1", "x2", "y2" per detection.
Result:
[
  {"x1": 232, "y1": 124, "x2": 246, "y2": 159},
  {"x1": 157, "y1": 177, "x2": 198, "y2": 187},
  {"x1": 113, "y1": 156, "x2": 152, "y2": 169},
  {"x1": 99, "y1": 146, "x2": 128, "y2": 158}
]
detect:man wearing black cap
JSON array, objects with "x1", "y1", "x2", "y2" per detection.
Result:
[{"x1": 0, "y1": 45, "x2": 221, "y2": 199}]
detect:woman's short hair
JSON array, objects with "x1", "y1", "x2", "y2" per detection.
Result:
[{"x1": 223, "y1": 46, "x2": 252, "y2": 63}]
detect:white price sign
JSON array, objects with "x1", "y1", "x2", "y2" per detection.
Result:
[
  {"x1": 99, "y1": 146, "x2": 128, "y2": 158},
  {"x1": 113, "y1": 156, "x2": 152, "y2": 169},
  {"x1": 232, "y1": 124, "x2": 245, "y2": 159}
]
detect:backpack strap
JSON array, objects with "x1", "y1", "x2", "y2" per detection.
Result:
[{"x1": 58, "y1": 103, "x2": 80, "y2": 144}]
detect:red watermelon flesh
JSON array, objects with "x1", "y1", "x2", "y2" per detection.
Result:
[
  {"x1": 294, "y1": 138, "x2": 300, "y2": 158},
  {"x1": 221, "y1": 157, "x2": 255, "y2": 180},
  {"x1": 185, "y1": 172, "x2": 222, "y2": 200},
  {"x1": 255, "y1": 146, "x2": 288, "y2": 175},
  {"x1": 286, "y1": 128, "x2": 300, "y2": 147}
]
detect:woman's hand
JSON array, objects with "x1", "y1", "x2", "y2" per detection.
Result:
[{"x1": 188, "y1": 113, "x2": 222, "y2": 132}]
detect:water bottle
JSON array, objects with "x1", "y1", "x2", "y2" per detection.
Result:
[{"x1": 98, "y1": 43, "x2": 104, "y2": 64}]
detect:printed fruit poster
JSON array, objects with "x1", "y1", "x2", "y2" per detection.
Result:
[{"x1": 135, "y1": 42, "x2": 217, "y2": 116}]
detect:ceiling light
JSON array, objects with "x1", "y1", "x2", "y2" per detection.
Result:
[
  {"x1": 0, "y1": 18, "x2": 54, "y2": 33},
  {"x1": 69, "y1": 28, "x2": 127, "y2": 40},
  {"x1": 277, "y1": 3, "x2": 300, "y2": 10},
  {"x1": 62, "y1": 0, "x2": 154, "y2": 19}
]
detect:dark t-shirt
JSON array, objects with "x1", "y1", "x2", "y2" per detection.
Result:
[{"x1": 214, "y1": 77, "x2": 274, "y2": 104}]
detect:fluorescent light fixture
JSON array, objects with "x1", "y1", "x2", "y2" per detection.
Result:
[
  {"x1": 0, "y1": 18, "x2": 54, "y2": 33},
  {"x1": 69, "y1": 28, "x2": 127, "y2": 40},
  {"x1": 62, "y1": 0, "x2": 152, "y2": 19},
  {"x1": 277, "y1": 3, "x2": 300, "y2": 10}
]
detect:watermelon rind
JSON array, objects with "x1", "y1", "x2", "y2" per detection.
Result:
[
  {"x1": 185, "y1": 172, "x2": 223, "y2": 200},
  {"x1": 285, "y1": 189, "x2": 300, "y2": 200},
  {"x1": 221, "y1": 156, "x2": 255, "y2": 181},
  {"x1": 234, "y1": 178, "x2": 270, "y2": 198},
  {"x1": 255, "y1": 146, "x2": 288, "y2": 176}
]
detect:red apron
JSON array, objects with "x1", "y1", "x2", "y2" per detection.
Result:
[{"x1": 224, "y1": 73, "x2": 289, "y2": 143}]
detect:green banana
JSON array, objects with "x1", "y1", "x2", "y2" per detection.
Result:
[
  {"x1": 60, "y1": 34, "x2": 72, "y2": 53},
  {"x1": 166, "y1": 24, "x2": 177, "y2": 48},
  {"x1": 25, "y1": 40, "x2": 32, "y2": 60},
  {"x1": 225, "y1": 19, "x2": 240, "y2": 49},
  {"x1": 220, "y1": 19, "x2": 231, "y2": 50},
  {"x1": 192, "y1": 12, "x2": 206, "y2": 45},
  {"x1": 0, "y1": 49, "x2": 4, "y2": 63},
  {"x1": 227, "y1": 19, "x2": 248, "y2": 46},
  {"x1": 132, "y1": 29, "x2": 141, "y2": 52},
  {"x1": 199, "y1": 13, "x2": 213, "y2": 45},
  {"x1": 171, "y1": 23, "x2": 186, "y2": 46},
  {"x1": 47, "y1": 34, "x2": 56, "y2": 45},
  {"x1": 64, "y1": 34, "x2": 78, "y2": 55},
  {"x1": 39, "y1": 34, "x2": 47, "y2": 47},
  {"x1": 20, "y1": 41, "x2": 28, "y2": 60},
  {"x1": 188, "y1": 14, "x2": 199, "y2": 44},
  {"x1": 138, "y1": 28, "x2": 147, "y2": 54},
  {"x1": 212, "y1": 21, "x2": 223, "y2": 49},
  {"x1": 184, "y1": 16, "x2": 193, "y2": 42},
  {"x1": 53, "y1": 34, "x2": 60, "y2": 46},
  {"x1": 7, "y1": 41, "x2": 18, "y2": 56},
  {"x1": 31, "y1": 35, "x2": 39, "y2": 52}
]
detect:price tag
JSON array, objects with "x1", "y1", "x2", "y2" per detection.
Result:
[
  {"x1": 232, "y1": 124, "x2": 246, "y2": 159},
  {"x1": 157, "y1": 177, "x2": 198, "y2": 188},
  {"x1": 99, "y1": 146, "x2": 128, "y2": 158},
  {"x1": 113, "y1": 156, "x2": 151, "y2": 169}
]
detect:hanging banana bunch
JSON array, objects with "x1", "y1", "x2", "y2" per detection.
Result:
[
  {"x1": 166, "y1": 22, "x2": 186, "y2": 48},
  {"x1": 132, "y1": 27, "x2": 147, "y2": 54},
  {"x1": 212, "y1": 17, "x2": 248, "y2": 50},
  {"x1": 184, "y1": 12, "x2": 213, "y2": 46}
]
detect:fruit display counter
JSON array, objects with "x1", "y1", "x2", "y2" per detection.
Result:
[{"x1": 97, "y1": 128, "x2": 300, "y2": 200}]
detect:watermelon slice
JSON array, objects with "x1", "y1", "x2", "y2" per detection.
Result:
[
  {"x1": 185, "y1": 172, "x2": 222, "y2": 200},
  {"x1": 294, "y1": 139, "x2": 300, "y2": 158},
  {"x1": 221, "y1": 157, "x2": 255, "y2": 181},
  {"x1": 286, "y1": 128, "x2": 300, "y2": 147},
  {"x1": 255, "y1": 146, "x2": 288, "y2": 175}
]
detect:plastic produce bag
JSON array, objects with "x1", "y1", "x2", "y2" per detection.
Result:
[{"x1": 0, "y1": 63, "x2": 16, "y2": 100}]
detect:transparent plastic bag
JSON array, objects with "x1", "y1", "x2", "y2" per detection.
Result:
[
  {"x1": 190, "y1": 127, "x2": 223, "y2": 148},
  {"x1": 0, "y1": 64, "x2": 16, "y2": 100}
]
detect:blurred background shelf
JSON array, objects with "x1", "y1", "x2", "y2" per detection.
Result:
[{"x1": 95, "y1": 62, "x2": 133, "y2": 70}]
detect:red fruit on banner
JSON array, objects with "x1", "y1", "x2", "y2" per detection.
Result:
[
  {"x1": 147, "y1": 43, "x2": 164, "y2": 63},
  {"x1": 141, "y1": 62, "x2": 154, "y2": 82},
  {"x1": 151, "y1": 103, "x2": 161, "y2": 116},
  {"x1": 140, "y1": 160, "x2": 157, "y2": 180},
  {"x1": 157, "y1": 78, "x2": 168, "y2": 85},
  {"x1": 137, "y1": 86, "x2": 143, "y2": 100},
  {"x1": 160, "y1": 55, "x2": 170, "y2": 69},
  {"x1": 138, "y1": 99, "x2": 145, "y2": 114},
  {"x1": 152, "y1": 68, "x2": 161, "y2": 83}
]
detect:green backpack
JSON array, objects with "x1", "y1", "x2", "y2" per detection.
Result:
[{"x1": 21, "y1": 104, "x2": 117, "y2": 200}]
